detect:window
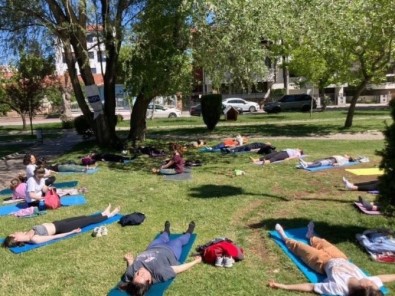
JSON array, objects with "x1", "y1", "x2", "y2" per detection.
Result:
[
  {"x1": 88, "y1": 51, "x2": 95, "y2": 59},
  {"x1": 97, "y1": 51, "x2": 106, "y2": 62},
  {"x1": 91, "y1": 68, "x2": 97, "y2": 74},
  {"x1": 86, "y1": 34, "x2": 94, "y2": 43}
]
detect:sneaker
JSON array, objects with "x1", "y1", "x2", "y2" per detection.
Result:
[
  {"x1": 92, "y1": 227, "x2": 102, "y2": 237},
  {"x1": 100, "y1": 226, "x2": 108, "y2": 236},
  {"x1": 215, "y1": 256, "x2": 224, "y2": 267},
  {"x1": 223, "y1": 256, "x2": 235, "y2": 268}
]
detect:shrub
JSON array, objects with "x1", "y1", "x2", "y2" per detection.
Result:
[
  {"x1": 201, "y1": 94, "x2": 222, "y2": 131},
  {"x1": 60, "y1": 115, "x2": 74, "y2": 129},
  {"x1": 74, "y1": 114, "x2": 93, "y2": 135},
  {"x1": 377, "y1": 99, "x2": 395, "y2": 215}
]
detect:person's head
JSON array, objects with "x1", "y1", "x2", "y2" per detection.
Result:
[
  {"x1": 9, "y1": 178, "x2": 21, "y2": 191},
  {"x1": 299, "y1": 149, "x2": 304, "y2": 155},
  {"x1": 348, "y1": 278, "x2": 383, "y2": 296},
  {"x1": 121, "y1": 267, "x2": 152, "y2": 296},
  {"x1": 34, "y1": 166, "x2": 46, "y2": 179},
  {"x1": 344, "y1": 154, "x2": 355, "y2": 162},
  {"x1": 1, "y1": 232, "x2": 30, "y2": 248},
  {"x1": 197, "y1": 139, "x2": 206, "y2": 146},
  {"x1": 235, "y1": 135, "x2": 243, "y2": 146},
  {"x1": 169, "y1": 143, "x2": 184, "y2": 157},
  {"x1": 23, "y1": 153, "x2": 37, "y2": 165}
]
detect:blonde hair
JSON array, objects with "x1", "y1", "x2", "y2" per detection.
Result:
[{"x1": 10, "y1": 178, "x2": 21, "y2": 191}]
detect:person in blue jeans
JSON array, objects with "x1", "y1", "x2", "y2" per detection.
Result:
[{"x1": 119, "y1": 221, "x2": 201, "y2": 296}]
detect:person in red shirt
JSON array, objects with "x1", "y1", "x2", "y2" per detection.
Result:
[{"x1": 152, "y1": 143, "x2": 185, "y2": 175}]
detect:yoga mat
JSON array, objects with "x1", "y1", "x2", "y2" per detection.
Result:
[
  {"x1": 59, "y1": 168, "x2": 99, "y2": 175},
  {"x1": 354, "y1": 202, "x2": 381, "y2": 215},
  {"x1": 0, "y1": 213, "x2": 122, "y2": 254},
  {"x1": 0, "y1": 195, "x2": 87, "y2": 216},
  {"x1": 254, "y1": 155, "x2": 308, "y2": 166},
  {"x1": 108, "y1": 233, "x2": 197, "y2": 296},
  {"x1": 0, "y1": 180, "x2": 79, "y2": 196},
  {"x1": 345, "y1": 168, "x2": 384, "y2": 176},
  {"x1": 297, "y1": 161, "x2": 360, "y2": 172},
  {"x1": 163, "y1": 171, "x2": 192, "y2": 181},
  {"x1": 269, "y1": 227, "x2": 388, "y2": 295},
  {"x1": 199, "y1": 147, "x2": 222, "y2": 153}
]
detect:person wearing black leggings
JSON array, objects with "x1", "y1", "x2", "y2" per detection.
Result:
[{"x1": 2, "y1": 204, "x2": 120, "y2": 248}]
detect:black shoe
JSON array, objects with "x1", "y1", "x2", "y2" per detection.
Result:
[
  {"x1": 164, "y1": 221, "x2": 171, "y2": 234},
  {"x1": 186, "y1": 221, "x2": 195, "y2": 234}
]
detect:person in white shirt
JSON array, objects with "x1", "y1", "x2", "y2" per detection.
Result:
[
  {"x1": 299, "y1": 154, "x2": 354, "y2": 169},
  {"x1": 25, "y1": 166, "x2": 49, "y2": 205},
  {"x1": 23, "y1": 153, "x2": 56, "y2": 186},
  {"x1": 269, "y1": 222, "x2": 395, "y2": 296}
]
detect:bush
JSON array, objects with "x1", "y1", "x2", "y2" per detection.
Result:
[
  {"x1": 60, "y1": 115, "x2": 74, "y2": 129},
  {"x1": 201, "y1": 94, "x2": 222, "y2": 131},
  {"x1": 74, "y1": 114, "x2": 93, "y2": 135},
  {"x1": 377, "y1": 98, "x2": 395, "y2": 215},
  {"x1": 116, "y1": 114, "x2": 124, "y2": 123}
]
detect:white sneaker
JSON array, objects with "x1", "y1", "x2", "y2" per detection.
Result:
[
  {"x1": 92, "y1": 227, "x2": 102, "y2": 237},
  {"x1": 100, "y1": 226, "x2": 108, "y2": 236},
  {"x1": 223, "y1": 256, "x2": 235, "y2": 268},
  {"x1": 215, "y1": 256, "x2": 224, "y2": 267}
]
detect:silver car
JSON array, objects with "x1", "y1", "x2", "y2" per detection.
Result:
[
  {"x1": 146, "y1": 104, "x2": 181, "y2": 118},
  {"x1": 222, "y1": 98, "x2": 260, "y2": 112}
]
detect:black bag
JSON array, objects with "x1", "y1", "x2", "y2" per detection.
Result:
[{"x1": 119, "y1": 212, "x2": 146, "y2": 226}]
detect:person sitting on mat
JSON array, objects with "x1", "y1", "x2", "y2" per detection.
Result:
[
  {"x1": 250, "y1": 148, "x2": 303, "y2": 165},
  {"x1": 342, "y1": 177, "x2": 380, "y2": 192},
  {"x1": 299, "y1": 155, "x2": 354, "y2": 169},
  {"x1": 152, "y1": 143, "x2": 185, "y2": 175},
  {"x1": 118, "y1": 221, "x2": 201, "y2": 296},
  {"x1": 25, "y1": 166, "x2": 50, "y2": 206},
  {"x1": 358, "y1": 196, "x2": 380, "y2": 211},
  {"x1": 2, "y1": 204, "x2": 120, "y2": 248},
  {"x1": 23, "y1": 153, "x2": 56, "y2": 186},
  {"x1": 268, "y1": 221, "x2": 395, "y2": 295}
]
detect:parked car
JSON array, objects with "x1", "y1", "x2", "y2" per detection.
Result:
[
  {"x1": 146, "y1": 104, "x2": 181, "y2": 118},
  {"x1": 189, "y1": 104, "x2": 202, "y2": 116},
  {"x1": 222, "y1": 98, "x2": 260, "y2": 112},
  {"x1": 263, "y1": 94, "x2": 317, "y2": 113}
]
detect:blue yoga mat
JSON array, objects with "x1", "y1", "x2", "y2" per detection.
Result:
[
  {"x1": 297, "y1": 161, "x2": 361, "y2": 172},
  {"x1": 0, "y1": 180, "x2": 79, "y2": 196},
  {"x1": 269, "y1": 227, "x2": 388, "y2": 295},
  {"x1": 0, "y1": 195, "x2": 86, "y2": 216},
  {"x1": 59, "y1": 168, "x2": 99, "y2": 175},
  {"x1": 108, "y1": 233, "x2": 197, "y2": 296},
  {"x1": 0, "y1": 213, "x2": 122, "y2": 254}
]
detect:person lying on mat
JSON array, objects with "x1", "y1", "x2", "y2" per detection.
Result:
[
  {"x1": 250, "y1": 148, "x2": 303, "y2": 165},
  {"x1": 299, "y1": 154, "x2": 354, "y2": 169},
  {"x1": 25, "y1": 166, "x2": 49, "y2": 206},
  {"x1": 1, "y1": 204, "x2": 120, "y2": 248},
  {"x1": 207, "y1": 135, "x2": 246, "y2": 150},
  {"x1": 343, "y1": 177, "x2": 380, "y2": 192},
  {"x1": 118, "y1": 221, "x2": 201, "y2": 296},
  {"x1": 152, "y1": 143, "x2": 185, "y2": 175},
  {"x1": 221, "y1": 142, "x2": 275, "y2": 154},
  {"x1": 268, "y1": 221, "x2": 395, "y2": 296},
  {"x1": 23, "y1": 153, "x2": 56, "y2": 186},
  {"x1": 358, "y1": 196, "x2": 380, "y2": 211},
  {"x1": 9, "y1": 176, "x2": 27, "y2": 201}
]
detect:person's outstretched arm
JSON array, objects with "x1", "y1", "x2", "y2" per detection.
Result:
[
  {"x1": 268, "y1": 280, "x2": 315, "y2": 293},
  {"x1": 30, "y1": 228, "x2": 81, "y2": 244},
  {"x1": 171, "y1": 256, "x2": 202, "y2": 274},
  {"x1": 378, "y1": 274, "x2": 395, "y2": 283},
  {"x1": 123, "y1": 252, "x2": 134, "y2": 267}
]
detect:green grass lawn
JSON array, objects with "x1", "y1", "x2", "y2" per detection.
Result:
[{"x1": 0, "y1": 110, "x2": 394, "y2": 295}]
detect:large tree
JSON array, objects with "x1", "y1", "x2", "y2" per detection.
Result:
[
  {"x1": 0, "y1": 0, "x2": 143, "y2": 147},
  {"x1": 0, "y1": 51, "x2": 56, "y2": 132},
  {"x1": 123, "y1": 0, "x2": 192, "y2": 142}
]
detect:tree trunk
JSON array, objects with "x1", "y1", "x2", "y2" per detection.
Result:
[
  {"x1": 282, "y1": 55, "x2": 289, "y2": 95},
  {"x1": 20, "y1": 114, "x2": 27, "y2": 130},
  {"x1": 319, "y1": 87, "x2": 326, "y2": 111},
  {"x1": 128, "y1": 94, "x2": 151, "y2": 145},
  {"x1": 344, "y1": 79, "x2": 370, "y2": 128}
]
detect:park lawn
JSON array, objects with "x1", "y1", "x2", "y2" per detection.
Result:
[{"x1": 1, "y1": 135, "x2": 394, "y2": 296}]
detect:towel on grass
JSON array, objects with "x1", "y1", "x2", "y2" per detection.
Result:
[
  {"x1": 297, "y1": 161, "x2": 360, "y2": 172},
  {"x1": 269, "y1": 227, "x2": 388, "y2": 295},
  {"x1": 59, "y1": 168, "x2": 99, "y2": 175},
  {"x1": 354, "y1": 202, "x2": 381, "y2": 215},
  {"x1": 0, "y1": 213, "x2": 122, "y2": 254},
  {"x1": 0, "y1": 195, "x2": 86, "y2": 216},
  {"x1": 345, "y1": 168, "x2": 384, "y2": 176},
  {"x1": 108, "y1": 233, "x2": 197, "y2": 296}
]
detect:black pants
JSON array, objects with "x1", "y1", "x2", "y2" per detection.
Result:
[
  {"x1": 356, "y1": 180, "x2": 379, "y2": 191},
  {"x1": 53, "y1": 214, "x2": 107, "y2": 234},
  {"x1": 260, "y1": 151, "x2": 289, "y2": 162}
]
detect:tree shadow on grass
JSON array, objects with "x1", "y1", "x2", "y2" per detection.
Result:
[
  {"x1": 189, "y1": 184, "x2": 289, "y2": 200},
  {"x1": 248, "y1": 217, "x2": 367, "y2": 244}
]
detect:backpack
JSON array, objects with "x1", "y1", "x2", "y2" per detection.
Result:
[
  {"x1": 119, "y1": 212, "x2": 146, "y2": 227},
  {"x1": 196, "y1": 237, "x2": 244, "y2": 264},
  {"x1": 44, "y1": 188, "x2": 61, "y2": 210}
]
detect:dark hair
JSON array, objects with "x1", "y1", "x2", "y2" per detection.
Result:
[
  {"x1": 34, "y1": 166, "x2": 46, "y2": 176},
  {"x1": 349, "y1": 286, "x2": 383, "y2": 296},
  {"x1": 23, "y1": 153, "x2": 36, "y2": 165},
  {"x1": 169, "y1": 143, "x2": 184, "y2": 157},
  {"x1": 1, "y1": 235, "x2": 24, "y2": 248},
  {"x1": 349, "y1": 156, "x2": 355, "y2": 162},
  {"x1": 121, "y1": 281, "x2": 151, "y2": 296},
  {"x1": 300, "y1": 149, "x2": 304, "y2": 155}
]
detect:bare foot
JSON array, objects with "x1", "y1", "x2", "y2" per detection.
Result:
[
  {"x1": 342, "y1": 177, "x2": 356, "y2": 190},
  {"x1": 249, "y1": 156, "x2": 258, "y2": 163},
  {"x1": 275, "y1": 224, "x2": 288, "y2": 241},
  {"x1": 102, "y1": 204, "x2": 112, "y2": 216},
  {"x1": 306, "y1": 221, "x2": 315, "y2": 239},
  {"x1": 108, "y1": 206, "x2": 121, "y2": 217}
]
